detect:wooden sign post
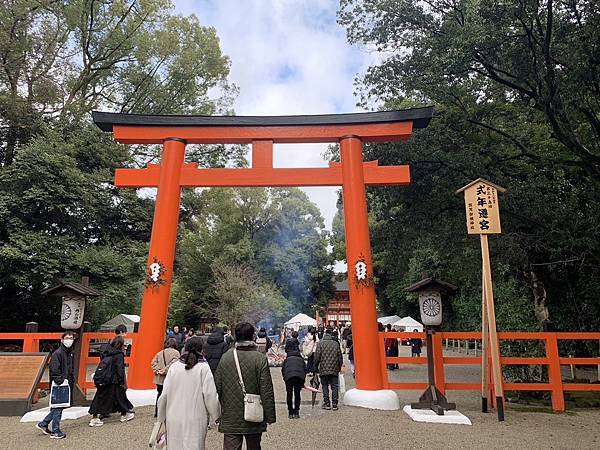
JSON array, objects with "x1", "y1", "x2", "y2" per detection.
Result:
[{"x1": 457, "y1": 178, "x2": 506, "y2": 421}]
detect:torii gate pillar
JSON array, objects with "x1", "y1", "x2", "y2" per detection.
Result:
[{"x1": 340, "y1": 136, "x2": 399, "y2": 409}]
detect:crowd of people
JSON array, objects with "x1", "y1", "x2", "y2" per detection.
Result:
[{"x1": 34, "y1": 321, "x2": 354, "y2": 449}]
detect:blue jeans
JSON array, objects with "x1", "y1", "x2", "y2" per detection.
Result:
[{"x1": 40, "y1": 407, "x2": 64, "y2": 433}]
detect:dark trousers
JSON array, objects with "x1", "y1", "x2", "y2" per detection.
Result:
[
  {"x1": 40, "y1": 407, "x2": 63, "y2": 433},
  {"x1": 285, "y1": 377, "x2": 303, "y2": 414},
  {"x1": 154, "y1": 383, "x2": 163, "y2": 417},
  {"x1": 223, "y1": 433, "x2": 262, "y2": 450},
  {"x1": 320, "y1": 374, "x2": 339, "y2": 407}
]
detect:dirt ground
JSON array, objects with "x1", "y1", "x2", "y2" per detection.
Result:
[{"x1": 3, "y1": 349, "x2": 600, "y2": 450}]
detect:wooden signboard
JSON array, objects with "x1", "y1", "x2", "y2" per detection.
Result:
[
  {"x1": 457, "y1": 178, "x2": 507, "y2": 422},
  {"x1": 0, "y1": 352, "x2": 49, "y2": 416},
  {"x1": 459, "y1": 179, "x2": 505, "y2": 234}
]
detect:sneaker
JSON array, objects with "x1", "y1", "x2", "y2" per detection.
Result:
[
  {"x1": 89, "y1": 417, "x2": 104, "y2": 427},
  {"x1": 294, "y1": 413, "x2": 300, "y2": 419},
  {"x1": 321, "y1": 403, "x2": 331, "y2": 410},
  {"x1": 50, "y1": 431, "x2": 66, "y2": 439},
  {"x1": 332, "y1": 405, "x2": 338, "y2": 411},
  {"x1": 120, "y1": 412, "x2": 135, "y2": 422},
  {"x1": 288, "y1": 413, "x2": 294, "y2": 419},
  {"x1": 35, "y1": 423, "x2": 51, "y2": 435}
]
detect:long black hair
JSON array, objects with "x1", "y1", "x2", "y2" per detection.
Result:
[{"x1": 181, "y1": 336, "x2": 204, "y2": 370}]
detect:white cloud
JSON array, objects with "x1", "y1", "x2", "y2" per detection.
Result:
[{"x1": 172, "y1": 1, "x2": 381, "y2": 273}]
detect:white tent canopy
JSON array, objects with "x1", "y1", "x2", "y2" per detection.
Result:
[
  {"x1": 377, "y1": 315, "x2": 401, "y2": 326},
  {"x1": 391, "y1": 316, "x2": 424, "y2": 332},
  {"x1": 284, "y1": 313, "x2": 317, "y2": 330},
  {"x1": 100, "y1": 314, "x2": 140, "y2": 333}
]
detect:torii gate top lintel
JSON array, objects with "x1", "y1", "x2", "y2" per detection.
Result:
[{"x1": 92, "y1": 107, "x2": 433, "y2": 144}]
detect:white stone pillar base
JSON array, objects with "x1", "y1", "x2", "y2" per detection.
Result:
[{"x1": 343, "y1": 388, "x2": 400, "y2": 410}]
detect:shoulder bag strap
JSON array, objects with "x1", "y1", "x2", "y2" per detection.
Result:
[
  {"x1": 233, "y1": 349, "x2": 247, "y2": 396},
  {"x1": 162, "y1": 350, "x2": 167, "y2": 366}
]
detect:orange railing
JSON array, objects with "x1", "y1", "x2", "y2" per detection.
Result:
[
  {"x1": 0, "y1": 331, "x2": 137, "y2": 393},
  {"x1": 379, "y1": 331, "x2": 600, "y2": 411}
]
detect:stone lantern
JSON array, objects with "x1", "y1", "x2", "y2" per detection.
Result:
[{"x1": 406, "y1": 276, "x2": 457, "y2": 415}]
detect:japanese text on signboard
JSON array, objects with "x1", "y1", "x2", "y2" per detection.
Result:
[{"x1": 463, "y1": 183, "x2": 501, "y2": 234}]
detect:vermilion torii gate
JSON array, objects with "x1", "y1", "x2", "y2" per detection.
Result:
[{"x1": 93, "y1": 107, "x2": 433, "y2": 409}]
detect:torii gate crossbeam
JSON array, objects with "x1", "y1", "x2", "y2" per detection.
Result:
[{"x1": 93, "y1": 107, "x2": 433, "y2": 410}]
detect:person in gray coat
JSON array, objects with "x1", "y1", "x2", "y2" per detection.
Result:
[{"x1": 314, "y1": 327, "x2": 343, "y2": 410}]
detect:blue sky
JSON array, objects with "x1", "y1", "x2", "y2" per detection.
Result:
[{"x1": 172, "y1": 1, "x2": 381, "y2": 270}]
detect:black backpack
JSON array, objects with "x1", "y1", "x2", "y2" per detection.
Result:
[{"x1": 93, "y1": 355, "x2": 114, "y2": 387}]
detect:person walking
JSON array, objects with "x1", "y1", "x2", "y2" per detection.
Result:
[
  {"x1": 157, "y1": 336, "x2": 220, "y2": 450},
  {"x1": 88, "y1": 335, "x2": 134, "y2": 426},
  {"x1": 281, "y1": 346, "x2": 306, "y2": 419},
  {"x1": 385, "y1": 323, "x2": 399, "y2": 370},
  {"x1": 150, "y1": 337, "x2": 180, "y2": 417},
  {"x1": 314, "y1": 327, "x2": 343, "y2": 410},
  {"x1": 172, "y1": 325, "x2": 185, "y2": 351},
  {"x1": 302, "y1": 326, "x2": 318, "y2": 374},
  {"x1": 410, "y1": 329, "x2": 423, "y2": 357},
  {"x1": 36, "y1": 331, "x2": 75, "y2": 439},
  {"x1": 204, "y1": 327, "x2": 230, "y2": 375},
  {"x1": 215, "y1": 322, "x2": 276, "y2": 450},
  {"x1": 347, "y1": 332, "x2": 355, "y2": 377},
  {"x1": 341, "y1": 323, "x2": 351, "y2": 354},
  {"x1": 255, "y1": 327, "x2": 272, "y2": 354},
  {"x1": 284, "y1": 330, "x2": 300, "y2": 353}
]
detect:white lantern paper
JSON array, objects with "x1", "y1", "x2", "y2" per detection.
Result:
[
  {"x1": 61, "y1": 296, "x2": 86, "y2": 330},
  {"x1": 418, "y1": 291, "x2": 443, "y2": 326}
]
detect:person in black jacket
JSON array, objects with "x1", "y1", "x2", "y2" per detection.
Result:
[
  {"x1": 281, "y1": 348, "x2": 306, "y2": 419},
  {"x1": 88, "y1": 335, "x2": 134, "y2": 426},
  {"x1": 284, "y1": 330, "x2": 300, "y2": 353},
  {"x1": 36, "y1": 331, "x2": 75, "y2": 439},
  {"x1": 203, "y1": 328, "x2": 230, "y2": 374}
]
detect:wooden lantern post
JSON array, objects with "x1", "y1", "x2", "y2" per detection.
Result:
[
  {"x1": 456, "y1": 178, "x2": 507, "y2": 421},
  {"x1": 406, "y1": 277, "x2": 457, "y2": 415}
]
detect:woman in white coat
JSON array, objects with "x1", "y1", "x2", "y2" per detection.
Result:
[{"x1": 157, "y1": 336, "x2": 220, "y2": 450}]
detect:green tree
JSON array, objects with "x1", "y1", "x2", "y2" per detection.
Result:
[{"x1": 0, "y1": 0, "x2": 237, "y2": 330}]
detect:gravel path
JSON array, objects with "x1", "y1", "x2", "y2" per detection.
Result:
[{"x1": 3, "y1": 352, "x2": 600, "y2": 450}]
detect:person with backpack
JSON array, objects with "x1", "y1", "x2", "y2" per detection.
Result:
[
  {"x1": 36, "y1": 331, "x2": 75, "y2": 439},
  {"x1": 281, "y1": 344, "x2": 306, "y2": 419},
  {"x1": 255, "y1": 327, "x2": 272, "y2": 354},
  {"x1": 88, "y1": 335, "x2": 134, "y2": 426},
  {"x1": 157, "y1": 336, "x2": 220, "y2": 450},
  {"x1": 150, "y1": 337, "x2": 180, "y2": 417},
  {"x1": 203, "y1": 327, "x2": 230, "y2": 374}
]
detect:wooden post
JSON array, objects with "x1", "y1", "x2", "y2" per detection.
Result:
[
  {"x1": 481, "y1": 267, "x2": 490, "y2": 412},
  {"x1": 481, "y1": 234, "x2": 504, "y2": 421}
]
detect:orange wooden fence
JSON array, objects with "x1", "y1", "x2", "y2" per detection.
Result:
[
  {"x1": 0, "y1": 332, "x2": 137, "y2": 393},
  {"x1": 379, "y1": 331, "x2": 600, "y2": 411},
  {"x1": 2, "y1": 330, "x2": 599, "y2": 411}
]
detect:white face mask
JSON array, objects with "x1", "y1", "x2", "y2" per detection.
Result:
[{"x1": 63, "y1": 339, "x2": 74, "y2": 348}]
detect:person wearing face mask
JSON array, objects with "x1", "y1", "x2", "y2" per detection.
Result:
[{"x1": 36, "y1": 331, "x2": 75, "y2": 439}]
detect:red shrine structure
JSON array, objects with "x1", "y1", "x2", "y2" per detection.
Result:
[
  {"x1": 324, "y1": 279, "x2": 351, "y2": 326},
  {"x1": 93, "y1": 107, "x2": 433, "y2": 409}
]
